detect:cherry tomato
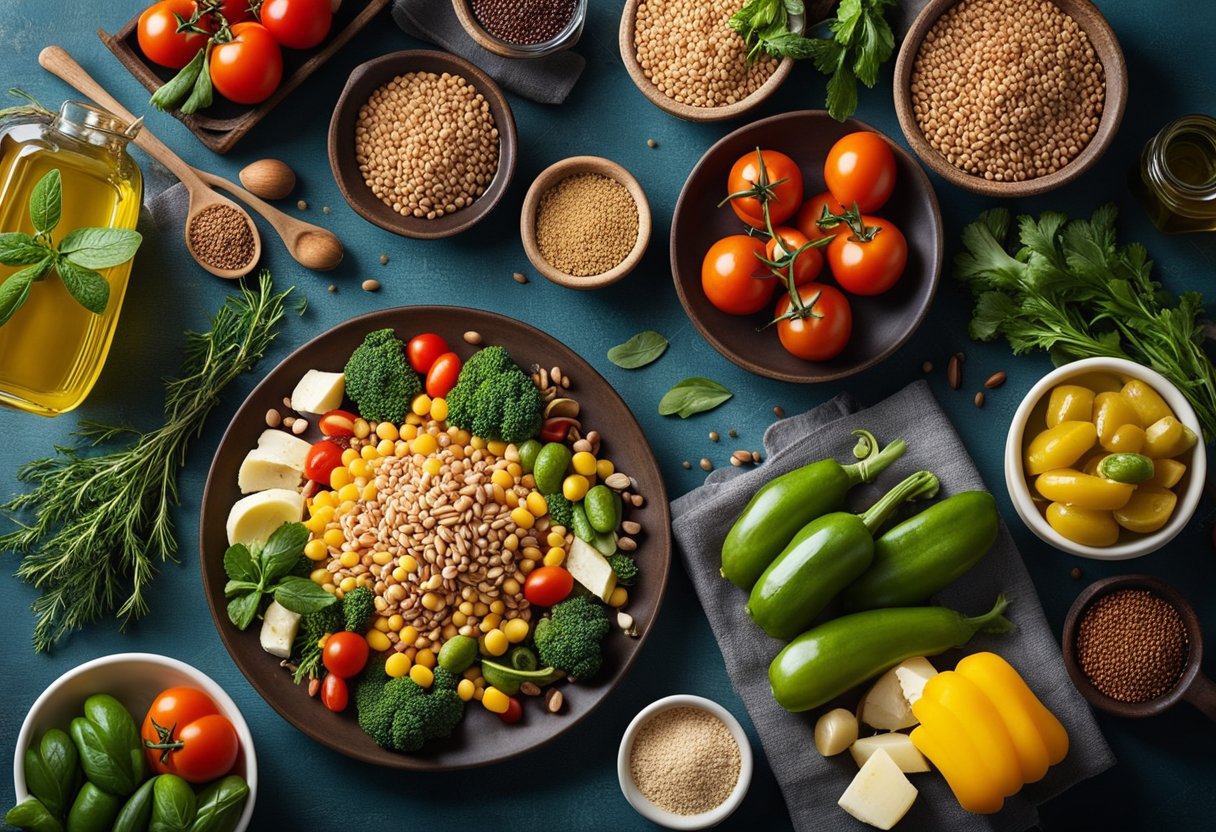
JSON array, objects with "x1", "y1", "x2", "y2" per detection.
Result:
[
  {"x1": 321, "y1": 673, "x2": 349, "y2": 712},
  {"x1": 824, "y1": 132, "x2": 897, "y2": 214},
  {"x1": 304, "y1": 439, "x2": 344, "y2": 483},
  {"x1": 406, "y1": 333, "x2": 450, "y2": 374},
  {"x1": 210, "y1": 22, "x2": 283, "y2": 104},
  {"x1": 827, "y1": 217, "x2": 908, "y2": 296},
  {"x1": 524, "y1": 566, "x2": 574, "y2": 607},
  {"x1": 765, "y1": 227, "x2": 823, "y2": 288},
  {"x1": 727, "y1": 149, "x2": 803, "y2": 229},
  {"x1": 795, "y1": 192, "x2": 848, "y2": 242},
  {"x1": 318, "y1": 409, "x2": 358, "y2": 437},
  {"x1": 774, "y1": 284, "x2": 853, "y2": 362},
  {"x1": 258, "y1": 0, "x2": 333, "y2": 49},
  {"x1": 499, "y1": 696, "x2": 524, "y2": 725},
  {"x1": 138, "y1": 0, "x2": 209, "y2": 69},
  {"x1": 701, "y1": 235, "x2": 774, "y2": 316},
  {"x1": 539, "y1": 417, "x2": 578, "y2": 443},
  {"x1": 323, "y1": 631, "x2": 370, "y2": 678},
  {"x1": 426, "y1": 352, "x2": 462, "y2": 399},
  {"x1": 213, "y1": 0, "x2": 252, "y2": 22},
  {"x1": 142, "y1": 689, "x2": 239, "y2": 784}
]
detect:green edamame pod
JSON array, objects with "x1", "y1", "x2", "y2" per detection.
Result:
[
  {"x1": 69, "y1": 694, "x2": 145, "y2": 796},
  {"x1": 5, "y1": 797, "x2": 64, "y2": 832},
  {"x1": 150, "y1": 774, "x2": 196, "y2": 832},
  {"x1": 24, "y1": 728, "x2": 78, "y2": 818},
  {"x1": 188, "y1": 776, "x2": 249, "y2": 832},
  {"x1": 769, "y1": 595, "x2": 1014, "y2": 712},
  {"x1": 584, "y1": 485, "x2": 619, "y2": 533},
  {"x1": 66, "y1": 783, "x2": 121, "y2": 832},
  {"x1": 570, "y1": 502, "x2": 594, "y2": 542},
  {"x1": 721, "y1": 430, "x2": 907, "y2": 590},
  {"x1": 112, "y1": 777, "x2": 157, "y2": 832}
]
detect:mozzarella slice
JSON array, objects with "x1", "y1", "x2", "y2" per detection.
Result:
[
  {"x1": 895, "y1": 657, "x2": 939, "y2": 707},
  {"x1": 291, "y1": 369, "x2": 345, "y2": 414},
  {"x1": 861, "y1": 657, "x2": 938, "y2": 730},
  {"x1": 227, "y1": 488, "x2": 305, "y2": 546},
  {"x1": 566, "y1": 537, "x2": 617, "y2": 602},
  {"x1": 839, "y1": 749, "x2": 919, "y2": 830},
  {"x1": 260, "y1": 601, "x2": 301, "y2": 658},
  {"x1": 238, "y1": 430, "x2": 313, "y2": 494},
  {"x1": 850, "y1": 733, "x2": 931, "y2": 774}
]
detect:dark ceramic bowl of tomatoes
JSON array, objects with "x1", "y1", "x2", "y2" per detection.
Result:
[{"x1": 671, "y1": 112, "x2": 943, "y2": 383}]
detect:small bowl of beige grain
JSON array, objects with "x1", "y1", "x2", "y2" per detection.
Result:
[
  {"x1": 618, "y1": 695, "x2": 753, "y2": 829},
  {"x1": 521, "y1": 156, "x2": 651, "y2": 290},
  {"x1": 893, "y1": 0, "x2": 1127, "y2": 197}
]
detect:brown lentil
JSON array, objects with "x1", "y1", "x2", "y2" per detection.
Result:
[
  {"x1": 635, "y1": 0, "x2": 778, "y2": 108},
  {"x1": 985, "y1": 371, "x2": 1008, "y2": 389},
  {"x1": 630, "y1": 707, "x2": 741, "y2": 815},
  {"x1": 974, "y1": 391, "x2": 986, "y2": 408},
  {"x1": 535, "y1": 173, "x2": 638, "y2": 277},
  {"x1": 355, "y1": 71, "x2": 499, "y2": 220},
  {"x1": 472, "y1": 0, "x2": 576, "y2": 46},
  {"x1": 1076, "y1": 589, "x2": 1188, "y2": 703},
  {"x1": 910, "y1": 0, "x2": 1105, "y2": 182},
  {"x1": 188, "y1": 204, "x2": 255, "y2": 270},
  {"x1": 512, "y1": 271, "x2": 528, "y2": 284}
]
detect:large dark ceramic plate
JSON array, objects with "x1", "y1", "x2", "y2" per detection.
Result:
[
  {"x1": 199, "y1": 307, "x2": 670, "y2": 770},
  {"x1": 671, "y1": 111, "x2": 943, "y2": 383}
]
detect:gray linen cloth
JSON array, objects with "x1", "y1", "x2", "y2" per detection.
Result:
[
  {"x1": 392, "y1": 0, "x2": 585, "y2": 104},
  {"x1": 672, "y1": 381, "x2": 1115, "y2": 832}
]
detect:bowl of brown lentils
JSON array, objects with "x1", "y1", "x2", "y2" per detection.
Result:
[
  {"x1": 893, "y1": 0, "x2": 1127, "y2": 197},
  {"x1": 328, "y1": 50, "x2": 517, "y2": 239}
]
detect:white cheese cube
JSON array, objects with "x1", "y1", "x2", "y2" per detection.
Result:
[
  {"x1": 566, "y1": 537, "x2": 617, "y2": 602},
  {"x1": 260, "y1": 601, "x2": 301, "y2": 658},
  {"x1": 226, "y1": 488, "x2": 305, "y2": 546},
  {"x1": 237, "y1": 430, "x2": 313, "y2": 494},
  {"x1": 850, "y1": 733, "x2": 931, "y2": 774},
  {"x1": 838, "y1": 748, "x2": 919, "y2": 830},
  {"x1": 895, "y1": 657, "x2": 939, "y2": 707},
  {"x1": 860, "y1": 657, "x2": 938, "y2": 729},
  {"x1": 290, "y1": 370, "x2": 345, "y2": 414}
]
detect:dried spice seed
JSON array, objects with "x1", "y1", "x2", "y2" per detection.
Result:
[
  {"x1": 647, "y1": 138, "x2": 658, "y2": 148},
  {"x1": 985, "y1": 371, "x2": 1008, "y2": 389},
  {"x1": 472, "y1": 0, "x2": 576, "y2": 46},
  {"x1": 974, "y1": 391, "x2": 985, "y2": 408},
  {"x1": 1076, "y1": 589, "x2": 1188, "y2": 703},
  {"x1": 265, "y1": 409, "x2": 281, "y2": 428},
  {"x1": 728, "y1": 428, "x2": 737, "y2": 438},
  {"x1": 297, "y1": 199, "x2": 308, "y2": 210},
  {"x1": 327, "y1": 284, "x2": 336, "y2": 293},
  {"x1": 773, "y1": 405, "x2": 785, "y2": 419},
  {"x1": 188, "y1": 204, "x2": 255, "y2": 270},
  {"x1": 362, "y1": 279, "x2": 380, "y2": 292},
  {"x1": 1070, "y1": 567, "x2": 1083, "y2": 580},
  {"x1": 463, "y1": 330, "x2": 483, "y2": 345},
  {"x1": 512, "y1": 271, "x2": 528, "y2": 284},
  {"x1": 535, "y1": 173, "x2": 639, "y2": 277},
  {"x1": 947, "y1": 354, "x2": 962, "y2": 389},
  {"x1": 379, "y1": 254, "x2": 389, "y2": 265},
  {"x1": 922, "y1": 360, "x2": 933, "y2": 373},
  {"x1": 682, "y1": 460, "x2": 691, "y2": 469},
  {"x1": 630, "y1": 707, "x2": 741, "y2": 815},
  {"x1": 699, "y1": 457, "x2": 713, "y2": 472},
  {"x1": 709, "y1": 431, "x2": 720, "y2": 442}
]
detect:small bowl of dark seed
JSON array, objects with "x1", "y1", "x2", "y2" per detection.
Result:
[
  {"x1": 451, "y1": 0, "x2": 587, "y2": 60},
  {"x1": 1062, "y1": 575, "x2": 1216, "y2": 722}
]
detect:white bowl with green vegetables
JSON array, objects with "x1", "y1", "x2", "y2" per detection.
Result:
[{"x1": 11, "y1": 652, "x2": 257, "y2": 832}]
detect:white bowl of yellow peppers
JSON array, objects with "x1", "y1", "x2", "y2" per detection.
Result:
[{"x1": 1005, "y1": 357, "x2": 1206, "y2": 560}]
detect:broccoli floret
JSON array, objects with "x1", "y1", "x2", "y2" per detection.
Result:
[
  {"x1": 444, "y1": 346, "x2": 543, "y2": 443},
  {"x1": 344, "y1": 328, "x2": 423, "y2": 423},
  {"x1": 355, "y1": 671, "x2": 426, "y2": 749},
  {"x1": 607, "y1": 553, "x2": 638, "y2": 586},
  {"x1": 432, "y1": 665, "x2": 459, "y2": 691},
  {"x1": 534, "y1": 595, "x2": 610, "y2": 681},
  {"x1": 389, "y1": 688, "x2": 465, "y2": 752},
  {"x1": 546, "y1": 493, "x2": 574, "y2": 528},
  {"x1": 292, "y1": 604, "x2": 343, "y2": 684},
  {"x1": 355, "y1": 663, "x2": 466, "y2": 752},
  {"x1": 342, "y1": 586, "x2": 376, "y2": 632}
]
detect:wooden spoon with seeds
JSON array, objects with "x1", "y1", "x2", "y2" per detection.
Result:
[{"x1": 39, "y1": 47, "x2": 260, "y2": 280}]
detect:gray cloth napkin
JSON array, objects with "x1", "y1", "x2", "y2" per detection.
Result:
[
  {"x1": 392, "y1": 0, "x2": 585, "y2": 105},
  {"x1": 672, "y1": 381, "x2": 1115, "y2": 832}
]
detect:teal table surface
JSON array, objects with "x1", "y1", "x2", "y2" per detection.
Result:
[{"x1": 2, "y1": 1, "x2": 1215, "y2": 829}]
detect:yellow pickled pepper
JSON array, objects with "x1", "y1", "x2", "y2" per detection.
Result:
[
  {"x1": 1093, "y1": 392, "x2": 1142, "y2": 450},
  {"x1": 1045, "y1": 503, "x2": 1120, "y2": 547},
  {"x1": 1034, "y1": 469, "x2": 1134, "y2": 510},
  {"x1": 1113, "y1": 486, "x2": 1178, "y2": 533},
  {"x1": 1045, "y1": 385, "x2": 1095, "y2": 428},
  {"x1": 1120, "y1": 380, "x2": 1173, "y2": 426},
  {"x1": 1024, "y1": 421, "x2": 1097, "y2": 475},
  {"x1": 1143, "y1": 416, "x2": 1198, "y2": 459}
]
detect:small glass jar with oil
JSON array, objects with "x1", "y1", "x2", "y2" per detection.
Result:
[
  {"x1": 0, "y1": 100, "x2": 143, "y2": 416},
  {"x1": 1135, "y1": 114, "x2": 1216, "y2": 234}
]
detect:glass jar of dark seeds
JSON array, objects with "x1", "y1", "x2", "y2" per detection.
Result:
[{"x1": 463, "y1": 0, "x2": 586, "y2": 59}]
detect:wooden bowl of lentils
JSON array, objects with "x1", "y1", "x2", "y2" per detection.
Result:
[
  {"x1": 327, "y1": 50, "x2": 517, "y2": 239},
  {"x1": 451, "y1": 0, "x2": 587, "y2": 60},
  {"x1": 893, "y1": 0, "x2": 1127, "y2": 197}
]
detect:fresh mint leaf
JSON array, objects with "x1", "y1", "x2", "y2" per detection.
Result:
[
  {"x1": 273, "y1": 577, "x2": 337, "y2": 615},
  {"x1": 607, "y1": 331, "x2": 668, "y2": 369},
  {"x1": 59, "y1": 228, "x2": 142, "y2": 270},
  {"x1": 659, "y1": 378, "x2": 732, "y2": 418},
  {"x1": 222, "y1": 542, "x2": 259, "y2": 584},
  {"x1": 226, "y1": 591, "x2": 260, "y2": 631},
  {"x1": 224, "y1": 579, "x2": 259, "y2": 598},
  {"x1": 55, "y1": 257, "x2": 109, "y2": 315},
  {"x1": 0, "y1": 232, "x2": 48, "y2": 266},
  {"x1": 28, "y1": 169, "x2": 61, "y2": 235},
  {"x1": 259, "y1": 522, "x2": 309, "y2": 581},
  {"x1": 0, "y1": 257, "x2": 52, "y2": 326}
]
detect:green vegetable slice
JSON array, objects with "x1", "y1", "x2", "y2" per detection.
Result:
[
  {"x1": 607, "y1": 331, "x2": 668, "y2": 369},
  {"x1": 658, "y1": 377, "x2": 732, "y2": 418}
]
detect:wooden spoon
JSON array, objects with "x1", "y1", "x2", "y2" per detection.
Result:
[{"x1": 39, "y1": 46, "x2": 261, "y2": 280}]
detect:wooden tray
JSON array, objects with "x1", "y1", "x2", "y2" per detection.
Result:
[{"x1": 98, "y1": 0, "x2": 391, "y2": 154}]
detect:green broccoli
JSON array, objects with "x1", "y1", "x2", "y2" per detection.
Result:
[
  {"x1": 607, "y1": 553, "x2": 638, "y2": 586},
  {"x1": 534, "y1": 595, "x2": 610, "y2": 681},
  {"x1": 546, "y1": 492, "x2": 574, "y2": 528},
  {"x1": 342, "y1": 586, "x2": 376, "y2": 633},
  {"x1": 432, "y1": 665, "x2": 459, "y2": 691},
  {"x1": 292, "y1": 604, "x2": 343, "y2": 684},
  {"x1": 445, "y1": 346, "x2": 514, "y2": 428},
  {"x1": 445, "y1": 346, "x2": 543, "y2": 443},
  {"x1": 344, "y1": 328, "x2": 422, "y2": 423},
  {"x1": 355, "y1": 663, "x2": 466, "y2": 752},
  {"x1": 389, "y1": 688, "x2": 465, "y2": 752}
]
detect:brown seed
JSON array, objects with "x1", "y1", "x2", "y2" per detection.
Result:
[
  {"x1": 362, "y1": 279, "x2": 381, "y2": 292},
  {"x1": 308, "y1": 677, "x2": 320, "y2": 697},
  {"x1": 265, "y1": 408, "x2": 281, "y2": 427},
  {"x1": 985, "y1": 371, "x2": 1007, "y2": 389},
  {"x1": 520, "y1": 681, "x2": 542, "y2": 697},
  {"x1": 327, "y1": 284, "x2": 336, "y2": 293},
  {"x1": 379, "y1": 254, "x2": 389, "y2": 265},
  {"x1": 948, "y1": 355, "x2": 962, "y2": 390},
  {"x1": 292, "y1": 418, "x2": 309, "y2": 435},
  {"x1": 699, "y1": 458, "x2": 713, "y2": 472},
  {"x1": 647, "y1": 138, "x2": 657, "y2": 148},
  {"x1": 731, "y1": 450, "x2": 752, "y2": 464},
  {"x1": 630, "y1": 494, "x2": 644, "y2": 507},
  {"x1": 463, "y1": 330, "x2": 483, "y2": 345},
  {"x1": 283, "y1": 416, "x2": 296, "y2": 427},
  {"x1": 239, "y1": 159, "x2": 296, "y2": 200},
  {"x1": 709, "y1": 431, "x2": 720, "y2": 442},
  {"x1": 730, "y1": 456, "x2": 742, "y2": 467},
  {"x1": 728, "y1": 428, "x2": 737, "y2": 438},
  {"x1": 513, "y1": 271, "x2": 528, "y2": 284},
  {"x1": 773, "y1": 405, "x2": 785, "y2": 419},
  {"x1": 297, "y1": 199, "x2": 308, "y2": 210},
  {"x1": 751, "y1": 451, "x2": 761, "y2": 463},
  {"x1": 974, "y1": 392, "x2": 985, "y2": 408},
  {"x1": 682, "y1": 460, "x2": 691, "y2": 469},
  {"x1": 1070, "y1": 567, "x2": 1083, "y2": 580},
  {"x1": 922, "y1": 360, "x2": 933, "y2": 373},
  {"x1": 618, "y1": 536, "x2": 637, "y2": 551},
  {"x1": 546, "y1": 688, "x2": 564, "y2": 713},
  {"x1": 322, "y1": 206, "x2": 330, "y2": 215},
  {"x1": 621, "y1": 520, "x2": 641, "y2": 535},
  {"x1": 604, "y1": 472, "x2": 631, "y2": 490}
]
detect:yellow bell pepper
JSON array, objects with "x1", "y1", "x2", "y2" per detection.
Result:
[
  {"x1": 1024, "y1": 421, "x2": 1097, "y2": 475},
  {"x1": 1143, "y1": 416, "x2": 1198, "y2": 459},
  {"x1": 922, "y1": 673, "x2": 1023, "y2": 798},
  {"x1": 1034, "y1": 469, "x2": 1134, "y2": 510},
  {"x1": 1092, "y1": 392, "x2": 1141, "y2": 447},
  {"x1": 1045, "y1": 503, "x2": 1119, "y2": 547},
  {"x1": 1120, "y1": 379, "x2": 1174, "y2": 426},
  {"x1": 1146, "y1": 458, "x2": 1186, "y2": 489},
  {"x1": 1102, "y1": 423, "x2": 1145, "y2": 454},
  {"x1": 1113, "y1": 485, "x2": 1178, "y2": 533},
  {"x1": 1045, "y1": 384, "x2": 1095, "y2": 428},
  {"x1": 910, "y1": 697, "x2": 1006, "y2": 814}
]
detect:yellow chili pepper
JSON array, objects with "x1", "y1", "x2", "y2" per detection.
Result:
[
  {"x1": 1147, "y1": 458, "x2": 1186, "y2": 489},
  {"x1": 1143, "y1": 416, "x2": 1198, "y2": 459},
  {"x1": 1034, "y1": 469, "x2": 1134, "y2": 510},
  {"x1": 1102, "y1": 423, "x2": 1145, "y2": 454},
  {"x1": 1045, "y1": 384, "x2": 1095, "y2": 428},
  {"x1": 1024, "y1": 421, "x2": 1096, "y2": 475}
]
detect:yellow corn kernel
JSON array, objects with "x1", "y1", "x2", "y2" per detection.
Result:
[
  {"x1": 1035, "y1": 469, "x2": 1134, "y2": 510},
  {"x1": 1121, "y1": 379, "x2": 1173, "y2": 427},
  {"x1": 352, "y1": 418, "x2": 370, "y2": 439},
  {"x1": 1114, "y1": 485, "x2": 1178, "y2": 534},
  {"x1": 563, "y1": 475, "x2": 590, "y2": 501},
  {"x1": 522, "y1": 546, "x2": 543, "y2": 561},
  {"x1": 503, "y1": 533, "x2": 520, "y2": 552},
  {"x1": 338, "y1": 576, "x2": 356, "y2": 594},
  {"x1": 503, "y1": 618, "x2": 529, "y2": 643},
  {"x1": 337, "y1": 483, "x2": 360, "y2": 504},
  {"x1": 491, "y1": 469, "x2": 514, "y2": 490},
  {"x1": 375, "y1": 421, "x2": 399, "y2": 441},
  {"x1": 430, "y1": 397, "x2": 449, "y2": 422},
  {"x1": 473, "y1": 676, "x2": 486, "y2": 689},
  {"x1": 502, "y1": 578, "x2": 520, "y2": 596},
  {"x1": 391, "y1": 566, "x2": 408, "y2": 583},
  {"x1": 314, "y1": 488, "x2": 338, "y2": 509},
  {"x1": 399, "y1": 555, "x2": 419, "y2": 573},
  {"x1": 310, "y1": 568, "x2": 329, "y2": 585},
  {"x1": 457, "y1": 678, "x2": 475, "y2": 701},
  {"x1": 329, "y1": 466, "x2": 353, "y2": 490},
  {"x1": 506, "y1": 462, "x2": 523, "y2": 478},
  {"x1": 511, "y1": 507, "x2": 535, "y2": 529},
  {"x1": 526, "y1": 491, "x2": 548, "y2": 517},
  {"x1": 471, "y1": 436, "x2": 487, "y2": 450},
  {"x1": 356, "y1": 574, "x2": 373, "y2": 589},
  {"x1": 462, "y1": 666, "x2": 482, "y2": 680},
  {"x1": 400, "y1": 626, "x2": 419, "y2": 645},
  {"x1": 570, "y1": 451, "x2": 596, "y2": 476},
  {"x1": 337, "y1": 499, "x2": 357, "y2": 515},
  {"x1": 608, "y1": 586, "x2": 629, "y2": 608},
  {"x1": 333, "y1": 588, "x2": 345, "y2": 601},
  {"x1": 473, "y1": 602, "x2": 489, "y2": 617},
  {"x1": 366, "y1": 630, "x2": 392, "y2": 652},
  {"x1": 452, "y1": 611, "x2": 468, "y2": 626},
  {"x1": 483, "y1": 628, "x2": 509, "y2": 656},
  {"x1": 423, "y1": 457, "x2": 443, "y2": 476},
  {"x1": 1144, "y1": 416, "x2": 1198, "y2": 459},
  {"x1": 596, "y1": 459, "x2": 615, "y2": 479},
  {"x1": 360, "y1": 444, "x2": 379, "y2": 461},
  {"x1": 413, "y1": 433, "x2": 438, "y2": 456},
  {"x1": 546, "y1": 531, "x2": 566, "y2": 549},
  {"x1": 340, "y1": 447, "x2": 360, "y2": 465},
  {"x1": 487, "y1": 439, "x2": 508, "y2": 457},
  {"x1": 309, "y1": 504, "x2": 336, "y2": 526},
  {"x1": 400, "y1": 423, "x2": 419, "y2": 441},
  {"x1": 1147, "y1": 458, "x2": 1186, "y2": 489},
  {"x1": 384, "y1": 652, "x2": 411, "y2": 678},
  {"x1": 376, "y1": 438, "x2": 395, "y2": 457},
  {"x1": 480, "y1": 613, "x2": 502, "y2": 632},
  {"x1": 420, "y1": 592, "x2": 442, "y2": 612},
  {"x1": 1093, "y1": 391, "x2": 1142, "y2": 445},
  {"x1": 519, "y1": 559, "x2": 536, "y2": 575},
  {"x1": 393, "y1": 440, "x2": 409, "y2": 458},
  {"x1": 481, "y1": 686, "x2": 509, "y2": 713},
  {"x1": 410, "y1": 664, "x2": 434, "y2": 688},
  {"x1": 458, "y1": 601, "x2": 474, "y2": 616},
  {"x1": 1024, "y1": 421, "x2": 1097, "y2": 476},
  {"x1": 1045, "y1": 502, "x2": 1120, "y2": 547},
  {"x1": 347, "y1": 458, "x2": 369, "y2": 479},
  {"x1": 374, "y1": 616, "x2": 391, "y2": 632},
  {"x1": 409, "y1": 394, "x2": 431, "y2": 416},
  {"x1": 1103, "y1": 424, "x2": 1145, "y2": 454},
  {"x1": 489, "y1": 600, "x2": 505, "y2": 615},
  {"x1": 472, "y1": 686, "x2": 485, "y2": 702},
  {"x1": 543, "y1": 547, "x2": 566, "y2": 567},
  {"x1": 339, "y1": 550, "x2": 360, "y2": 569},
  {"x1": 406, "y1": 412, "x2": 423, "y2": 426},
  {"x1": 367, "y1": 550, "x2": 390, "y2": 566},
  {"x1": 414, "y1": 648, "x2": 436, "y2": 669},
  {"x1": 319, "y1": 527, "x2": 342, "y2": 547},
  {"x1": 304, "y1": 539, "x2": 328, "y2": 561},
  {"x1": 1045, "y1": 384, "x2": 1095, "y2": 428}
]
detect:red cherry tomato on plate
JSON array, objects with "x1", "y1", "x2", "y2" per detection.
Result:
[
  {"x1": 539, "y1": 418, "x2": 578, "y2": 443},
  {"x1": 304, "y1": 439, "x2": 344, "y2": 483},
  {"x1": 765, "y1": 227, "x2": 823, "y2": 288},
  {"x1": 701, "y1": 235, "x2": 774, "y2": 316},
  {"x1": 318, "y1": 409, "x2": 358, "y2": 437},
  {"x1": 323, "y1": 631, "x2": 370, "y2": 678},
  {"x1": 407, "y1": 333, "x2": 450, "y2": 374},
  {"x1": 138, "y1": 0, "x2": 209, "y2": 69},
  {"x1": 321, "y1": 673, "x2": 349, "y2": 712},
  {"x1": 499, "y1": 696, "x2": 524, "y2": 724},
  {"x1": 210, "y1": 22, "x2": 283, "y2": 105},
  {"x1": 824, "y1": 132, "x2": 897, "y2": 214},
  {"x1": 727, "y1": 149, "x2": 803, "y2": 229},
  {"x1": 827, "y1": 217, "x2": 908, "y2": 296},
  {"x1": 774, "y1": 284, "x2": 853, "y2": 362},
  {"x1": 426, "y1": 352, "x2": 462, "y2": 399},
  {"x1": 214, "y1": 0, "x2": 252, "y2": 22},
  {"x1": 524, "y1": 566, "x2": 574, "y2": 607},
  {"x1": 142, "y1": 688, "x2": 239, "y2": 784},
  {"x1": 795, "y1": 192, "x2": 849, "y2": 243},
  {"x1": 258, "y1": 0, "x2": 333, "y2": 49}
]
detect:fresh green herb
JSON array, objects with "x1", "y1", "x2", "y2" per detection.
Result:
[
  {"x1": 954, "y1": 205, "x2": 1216, "y2": 440},
  {"x1": 659, "y1": 377, "x2": 733, "y2": 418},
  {"x1": 0, "y1": 169, "x2": 142, "y2": 326},
  {"x1": 223, "y1": 522, "x2": 334, "y2": 630},
  {"x1": 1, "y1": 272, "x2": 291, "y2": 651},
  {"x1": 730, "y1": 0, "x2": 897, "y2": 121},
  {"x1": 607, "y1": 330, "x2": 669, "y2": 369},
  {"x1": 0, "y1": 88, "x2": 53, "y2": 122}
]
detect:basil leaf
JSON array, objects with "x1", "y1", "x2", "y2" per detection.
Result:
[
  {"x1": 658, "y1": 377, "x2": 733, "y2": 418},
  {"x1": 222, "y1": 542, "x2": 258, "y2": 583},
  {"x1": 180, "y1": 47, "x2": 214, "y2": 115},
  {"x1": 151, "y1": 774, "x2": 196, "y2": 832},
  {"x1": 259, "y1": 522, "x2": 309, "y2": 581},
  {"x1": 24, "y1": 727, "x2": 77, "y2": 817},
  {"x1": 273, "y1": 576, "x2": 338, "y2": 615},
  {"x1": 0, "y1": 257, "x2": 51, "y2": 327},
  {"x1": 151, "y1": 48, "x2": 204, "y2": 112},
  {"x1": 607, "y1": 330, "x2": 668, "y2": 369},
  {"x1": 226, "y1": 591, "x2": 261, "y2": 630},
  {"x1": 0, "y1": 231, "x2": 48, "y2": 266},
  {"x1": 28, "y1": 168, "x2": 61, "y2": 234},
  {"x1": 189, "y1": 775, "x2": 250, "y2": 832},
  {"x1": 60, "y1": 227, "x2": 143, "y2": 270},
  {"x1": 56, "y1": 256, "x2": 110, "y2": 314}
]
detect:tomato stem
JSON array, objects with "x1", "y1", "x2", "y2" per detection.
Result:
[
  {"x1": 144, "y1": 717, "x2": 185, "y2": 764},
  {"x1": 821, "y1": 202, "x2": 882, "y2": 242}
]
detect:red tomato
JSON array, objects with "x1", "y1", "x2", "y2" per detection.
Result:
[
  {"x1": 765, "y1": 227, "x2": 823, "y2": 288},
  {"x1": 539, "y1": 417, "x2": 578, "y2": 443},
  {"x1": 407, "y1": 333, "x2": 449, "y2": 374},
  {"x1": 426, "y1": 352, "x2": 462, "y2": 399},
  {"x1": 142, "y1": 689, "x2": 239, "y2": 784},
  {"x1": 524, "y1": 566, "x2": 574, "y2": 607},
  {"x1": 323, "y1": 631, "x2": 370, "y2": 678},
  {"x1": 210, "y1": 22, "x2": 283, "y2": 104},
  {"x1": 499, "y1": 696, "x2": 524, "y2": 725},
  {"x1": 824, "y1": 132, "x2": 897, "y2": 214},
  {"x1": 321, "y1": 673, "x2": 349, "y2": 712},
  {"x1": 827, "y1": 218, "x2": 908, "y2": 296},
  {"x1": 304, "y1": 439, "x2": 344, "y2": 483},
  {"x1": 138, "y1": 0, "x2": 209, "y2": 69},
  {"x1": 774, "y1": 284, "x2": 853, "y2": 362},
  {"x1": 213, "y1": 0, "x2": 252, "y2": 22},
  {"x1": 318, "y1": 409, "x2": 358, "y2": 437},
  {"x1": 258, "y1": 0, "x2": 333, "y2": 49},
  {"x1": 795, "y1": 192, "x2": 848, "y2": 242},
  {"x1": 727, "y1": 149, "x2": 803, "y2": 229},
  {"x1": 701, "y1": 235, "x2": 774, "y2": 316}
]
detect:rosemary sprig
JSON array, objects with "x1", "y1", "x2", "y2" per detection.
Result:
[{"x1": 2, "y1": 271, "x2": 291, "y2": 652}]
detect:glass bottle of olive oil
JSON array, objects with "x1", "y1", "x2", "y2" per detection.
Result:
[
  {"x1": 0, "y1": 101, "x2": 143, "y2": 416},
  {"x1": 1134, "y1": 114, "x2": 1216, "y2": 234}
]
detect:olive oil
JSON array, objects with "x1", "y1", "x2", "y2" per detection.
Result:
[
  {"x1": 1135, "y1": 114, "x2": 1216, "y2": 234},
  {"x1": 0, "y1": 102, "x2": 142, "y2": 416}
]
